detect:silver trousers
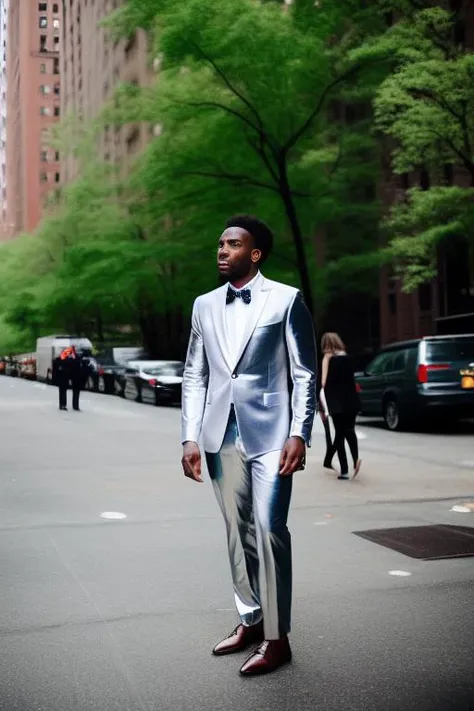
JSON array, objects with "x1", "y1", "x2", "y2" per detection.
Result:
[{"x1": 205, "y1": 408, "x2": 293, "y2": 640}]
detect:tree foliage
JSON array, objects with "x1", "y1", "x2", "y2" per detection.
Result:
[
  {"x1": 106, "y1": 0, "x2": 381, "y2": 315},
  {"x1": 3, "y1": 0, "x2": 470, "y2": 356},
  {"x1": 352, "y1": 1, "x2": 474, "y2": 288}
]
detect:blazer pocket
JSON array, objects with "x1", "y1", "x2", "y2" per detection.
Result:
[
  {"x1": 263, "y1": 391, "x2": 283, "y2": 408},
  {"x1": 256, "y1": 319, "x2": 282, "y2": 329}
]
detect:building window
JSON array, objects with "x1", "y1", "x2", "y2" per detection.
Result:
[
  {"x1": 388, "y1": 293, "x2": 397, "y2": 316},
  {"x1": 40, "y1": 106, "x2": 50, "y2": 116},
  {"x1": 443, "y1": 163, "x2": 453, "y2": 186},
  {"x1": 418, "y1": 284, "x2": 432, "y2": 312},
  {"x1": 54, "y1": 106, "x2": 60, "y2": 117},
  {"x1": 124, "y1": 33, "x2": 137, "y2": 59},
  {"x1": 39, "y1": 17, "x2": 48, "y2": 28},
  {"x1": 55, "y1": 173, "x2": 60, "y2": 183},
  {"x1": 40, "y1": 63, "x2": 46, "y2": 74},
  {"x1": 54, "y1": 36, "x2": 59, "y2": 48},
  {"x1": 55, "y1": 151, "x2": 60, "y2": 161},
  {"x1": 39, "y1": 85, "x2": 50, "y2": 95},
  {"x1": 39, "y1": 3, "x2": 47, "y2": 12},
  {"x1": 420, "y1": 167, "x2": 430, "y2": 191},
  {"x1": 40, "y1": 173, "x2": 48, "y2": 183},
  {"x1": 41, "y1": 150, "x2": 48, "y2": 162},
  {"x1": 53, "y1": 19, "x2": 60, "y2": 29},
  {"x1": 53, "y1": 3, "x2": 59, "y2": 12},
  {"x1": 54, "y1": 84, "x2": 60, "y2": 95},
  {"x1": 126, "y1": 127, "x2": 140, "y2": 154},
  {"x1": 53, "y1": 58, "x2": 59, "y2": 74},
  {"x1": 40, "y1": 35, "x2": 47, "y2": 52}
]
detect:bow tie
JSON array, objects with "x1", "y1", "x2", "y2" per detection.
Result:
[{"x1": 226, "y1": 286, "x2": 251, "y2": 305}]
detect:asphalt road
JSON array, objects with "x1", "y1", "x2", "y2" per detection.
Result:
[{"x1": 0, "y1": 376, "x2": 473, "y2": 711}]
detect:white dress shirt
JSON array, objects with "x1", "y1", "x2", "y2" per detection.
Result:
[{"x1": 225, "y1": 271, "x2": 262, "y2": 361}]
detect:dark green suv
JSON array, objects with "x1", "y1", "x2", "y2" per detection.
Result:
[{"x1": 355, "y1": 335, "x2": 474, "y2": 430}]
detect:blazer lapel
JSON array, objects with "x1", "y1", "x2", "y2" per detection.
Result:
[
  {"x1": 211, "y1": 284, "x2": 233, "y2": 372},
  {"x1": 233, "y1": 279, "x2": 271, "y2": 369}
]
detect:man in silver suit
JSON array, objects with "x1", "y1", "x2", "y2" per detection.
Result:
[{"x1": 181, "y1": 215, "x2": 317, "y2": 676}]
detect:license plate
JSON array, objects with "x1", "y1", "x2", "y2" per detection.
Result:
[{"x1": 460, "y1": 368, "x2": 474, "y2": 389}]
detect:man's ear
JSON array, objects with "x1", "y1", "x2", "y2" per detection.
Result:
[{"x1": 251, "y1": 248, "x2": 261, "y2": 264}]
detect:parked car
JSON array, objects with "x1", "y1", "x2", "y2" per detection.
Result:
[
  {"x1": 355, "y1": 334, "x2": 474, "y2": 430},
  {"x1": 4, "y1": 357, "x2": 20, "y2": 377},
  {"x1": 123, "y1": 360, "x2": 184, "y2": 406},
  {"x1": 85, "y1": 347, "x2": 145, "y2": 394},
  {"x1": 18, "y1": 354, "x2": 37, "y2": 380},
  {"x1": 0, "y1": 358, "x2": 6, "y2": 375}
]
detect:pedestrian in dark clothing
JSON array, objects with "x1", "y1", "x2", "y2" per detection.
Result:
[
  {"x1": 69, "y1": 353, "x2": 83, "y2": 411},
  {"x1": 53, "y1": 346, "x2": 91, "y2": 412},
  {"x1": 52, "y1": 353, "x2": 70, "y2": 411},
  {"x1": 74, "y1": 349, "x2": 94, "y2": 410},
  {"x1": 319, "y1": 409, "x2": 334, "y2": 470},
  {"x1": 320, "y1": 332, "x2": 361, "y2": 480}
]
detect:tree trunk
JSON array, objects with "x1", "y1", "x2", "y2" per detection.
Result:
[
  {"x1": 137, "y1": 307, "x2": 185, "y2": 359},
  {"x1": 138, "y1": 312, "x2": 160, "y2": 358},
  {"x1": 278, "y1": 165, "x2": 315, "y2": 319}
]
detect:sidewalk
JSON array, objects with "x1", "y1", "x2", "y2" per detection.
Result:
[{"x1": 296, "y1": 418, "x2": 474, "y2": 509}]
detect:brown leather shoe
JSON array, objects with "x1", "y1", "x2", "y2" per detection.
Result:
[
  {"x1": 239, "y1": 638, "x2": 292, "y2": 676},
  {"x1": 212, "y1": 621, "x2": 264, "y2": 656}
]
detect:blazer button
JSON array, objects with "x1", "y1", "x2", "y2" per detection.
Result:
[{"x1": 231, "y1": 373, "x2": 238, "y2": 379}]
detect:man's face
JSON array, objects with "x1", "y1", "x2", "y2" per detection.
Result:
[{"x1": 217, "y1": 227, "x2": 261, "y2": 281}]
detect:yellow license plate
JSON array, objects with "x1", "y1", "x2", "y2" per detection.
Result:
[{"x1": 461, "y1": 375, "x2": 474, "y2": 389}]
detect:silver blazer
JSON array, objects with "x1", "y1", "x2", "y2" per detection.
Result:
[{"x1": 181, "y1": 277, "x2": 317, "y2": 458}]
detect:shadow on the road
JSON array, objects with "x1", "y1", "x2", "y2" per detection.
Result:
[{"x1": 357, "y1": 417, "x2": 474, "y2": 437}]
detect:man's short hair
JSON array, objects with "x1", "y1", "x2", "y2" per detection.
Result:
[{"x1": 225, "y1": 214, "x2": 274, "y2": 265}]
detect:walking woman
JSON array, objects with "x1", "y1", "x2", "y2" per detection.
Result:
[{"x1": 320, "y1": 333, "x2": 361, "y2": 480}]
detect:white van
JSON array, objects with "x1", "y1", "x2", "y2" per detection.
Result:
[{"x1": 36, "y1": 335, "x2": 93, "y2": 382}]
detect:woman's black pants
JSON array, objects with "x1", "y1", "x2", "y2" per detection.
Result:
[{"x1": 326, "y1": 413, "x2": 358, "y2": 475}]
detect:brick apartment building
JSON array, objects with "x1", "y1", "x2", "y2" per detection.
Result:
[
  {"x1": 0, "y1": 0, "x2": 8, "y2": 238},
  {"x1": 60, "y1": 0, "x2": 152, "y2": 183},
  {"x1": 5, "y1": 0, "x2": 62, "y2": 237}
]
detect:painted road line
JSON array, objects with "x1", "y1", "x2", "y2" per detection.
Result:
[{"x1": 389, "y1": 570, "x2": 412, "y2": 577}]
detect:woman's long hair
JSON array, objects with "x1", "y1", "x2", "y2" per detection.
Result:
[{"x1": 321, "y1": 332, "x2": 346, "y2": 355}]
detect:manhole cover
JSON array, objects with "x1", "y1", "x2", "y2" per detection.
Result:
[{"x1": 353, "y1": 524, "x2": 474, "y2": 560}]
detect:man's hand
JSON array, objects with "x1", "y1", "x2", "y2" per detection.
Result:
[
  {"x1": 279, "y1": 436, "x2": 306, "y2": 476},
  {"x1": 182, "y1": 441, "x2": 203, "y2": 483}
]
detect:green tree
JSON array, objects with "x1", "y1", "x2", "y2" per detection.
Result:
[
  {"x1": 352, "y1": 1, "x2": 474, "y2": 289},
  {"x1": 1, "y1": 0, "x2": 386, "y2": 357},
  {"x1": 106, "y1": 0, "x2": 381, "y2": 317}
]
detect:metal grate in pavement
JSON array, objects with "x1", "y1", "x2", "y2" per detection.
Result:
[{"x1": 353, "y1": 524, "x2": 474, "y2": 560}]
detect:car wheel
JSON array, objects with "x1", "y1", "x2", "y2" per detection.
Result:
[{"x1": 383, "y1": 398, "x2": 401, "y2": 431}]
